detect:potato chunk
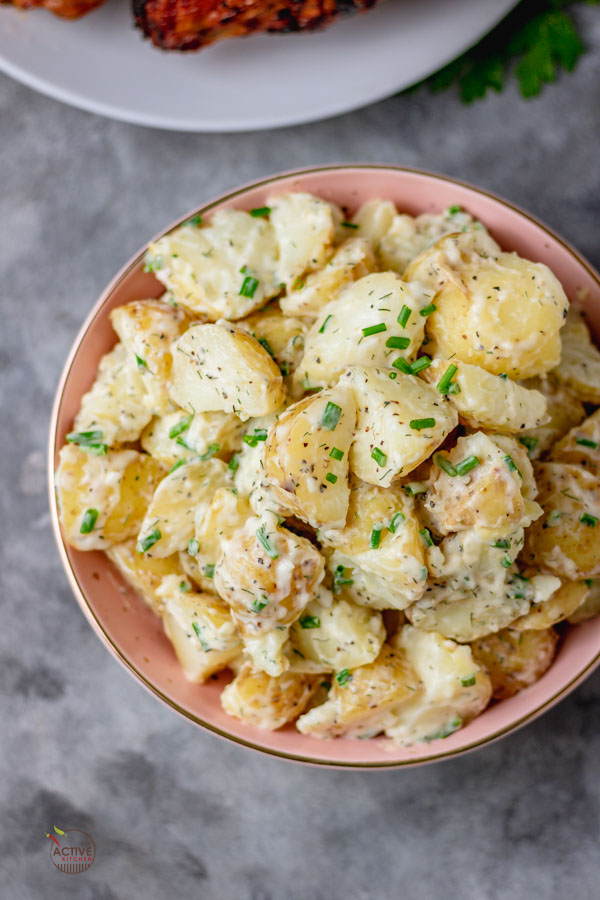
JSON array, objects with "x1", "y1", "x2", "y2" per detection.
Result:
[
  {"x1": 263, "y1": 386, "x2": 355, "y2": 529},
  {"x1": 552, "y1": 308, "x2": 600, "y2": 403},
  {"x1": 321, "y1": 481, "x2": 427, "y2": 610},
  {"x1": 518, "y1": 375, "x2": 586, "y2": 460},
  {"x1": 214, "y1": 512, "x2": 324, "y2": 637},
  {"x1": 383, "y1": 626, "x2": 492, "y2": 745},
  {"x1": 141, "y1": 409, "x2": 244, "y2": 468},
  {"x1": 296, "y1": 644, "x2": 419, "y2": 739},
  {"x1": 168, "y1": 322, "x2": 285, "y2": 420},
  {"x1": 378, "y1": 207, "x2": 487, "y2": 274},
  {"x1": 267, "y1": 192, "x2": 337, "y2": 287},
  {"x1": 338, "y1": 367, "x2": 457, "y2": 487},
  {"x1": 522, "y1": 462, "x2": 600, "y2": 578},
  {"x1": 426, "y1": 432, "x2": 542, "y2": 538},
  {"x1": 73, "y1": 343, "x2": 152, "y2": 446},
  {"x1": 289, "y1": 587, "x2": 385, "y2": 671},
  {"x1": 193, "y1": 486, "x2": 251, "y2": 573},
  {"x1": 568, "y1": 580, "x2": 600, "y2": 624},
  {"x1": 405, "y1": 231, "x2": 568, "y2": 378},
  {"x1": 159, "y1": 576, "x2": 241, "y2": 682},
  {"x1": 510, "y1": 580, "x2": 589, "y2": 630},
  {"x1": 221, "y1": 663, "x2": 319, "y2": 730},
  {"x1": 280, "y1": 238, "x2": 374, "y2": 318},
  {"x1": 421, "y1": 358, "x2": 548, "y2": 433},
  {"x1": 146, "y1": 209, "x2": 280, "y2": 319},
  {"x1": 471, "y1": 627, "x2": 558, "y2": 699},
  {"x1": 242, "y1": 627, "x2": 291, "y2": 677},
  {"x1": 296, "y1": 273, "x2": 431, "y2": 388},
  {"x1": 107, "y1": 541, "x2": 182, "y2": 615},
  {"x1": 350, "y1": 199, "x2": 397, "y2": 248},
  {"x1": 238, "y1": 305, "x2": 307, "y2": 377},
  {"x1": 550, "y1": 409, "x2": 600, "y2": 476},
  {"x1": 56, "y1": 444, "x2": 165, "y2": 551},
  {"x1": 137, "y1": 458, "x2": 228, "y2": 558}
]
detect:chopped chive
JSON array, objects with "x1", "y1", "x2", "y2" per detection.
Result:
[
  {"x1": 410, "y1": 356, "x2": 432, "y2": 375},
  {"x1": 341, "y1": 221, "x2": 359, "y2": 229},
  {"x1": 243, "y1": 428, "x2": 268, "y2": 447},
  {"x1": 581, "y1": 513, "x2": 598, "y2": 527},
  {"x1": 410, "y1": 417, "x2": 435, "y2": 430},
  {"x1": 292, "y1": 277, "x2": 305, "y2": 291},
  {"x1": 135, "y1": 354, "x2": 147, "y2": 370},
  {"x1": 392, "y1": 357, "x2": 412, "y2": 374},
  {"x1": 187, "y1": 538, "x2": 199, "y2": 557},
  {"x1": 335, "y1": 668, "x2": 353, "y2": 686},
  {"x1": 456, "y1": 455, "x2": 480, "y2": 476},
  {"x1": 503, "y1": 455, "x2": 521, "y2": 477},
  {"x1": 585, "y1": 579, "x2": 595, "y2": 587},
  {"x1": 499, "y1": 373, "x2": 508, "y2": 379},
  {"x1": 250, "y1": 206, "x2": 271, "y2": 217},
  {"x1": 547, "y1": 510, "x2": 564, "y2": 524},
  {"x1": 518, "y1": 435, "x2": 539, "y2": 456},
  {"x1": 325, "y1": 472, "x2": 338, "y2": 484},
  {"x1": 66, "y1": 429, "x2": 104, "y2": 445},
  {"x1": 179, "y1": 581, "x2": 190, "y2": 592},
  {"x1": 389, "y1": 372, "x2": 398, "y2": 379},
  {"x1": 398, "y1": 305, "x2": 412, "y2": 328},
  {"x1": 299, "y1": 615, "x2": 321, "y2": 629},
  {"x1": 447, "y1": 204, "x2": 462, "y2": 215},
  {"x1": 169, "y1": 458, "x2": 187, "y2": 474},
  {"x1": 185, "y1": 214, "x2": 203, "y2": 226},
  {"x1": 435, "y1": 454, "x2": 457, "y2": 477},
  {"x1": 447, "y1": 382, "x2": 461, "y2": 395},
  {"x1": 333, "y1": 564, "x2": 353, "y2": 594},
  {"x1": 143, "y1": 256, "x2": 163, "y2": 273},
  {"x1": 251, "y1": 595, "x2": 269, "y2": 613},
  {"x1": 240, "y1": 275, "x2": 259, "y2": 298},
  {"x1": 491, "y1": 538, "x2": 510, "y2": 549},
  {"x1": 386, "y1": 336, "x2": 411, "y2": 350},
  {"x1": 203, "y1": 564, "x2": 215, "y2": 578},
  {"x1": 500, "y1": 556, "x2": 513, "y2": 568},
  {"x1": 176, "y1": 435, "x2": 194, "y2": 451},
  {"x1": 138, "y1": 529, "x2": 162, "y2": 553},
  {"x1": 319, "y1": 314, "x2": 333, "y2": 334},
  {"x1": 512, "y1": 573, "x2": 530, "y2": 583},
  {"x1": 419, "y1": 528, "x2": 433, "y2": 547},
  {"x1": 169, "y1": 415, "x2": 192, "y2": 439},
  {"x1": 404, "y1": 482, "x2": 428, "y2": 495},
  {"x1": 256, "y1": 526, "x2": 279, "y2": 559},
  {"x1": 199, "y1": 443, "x2": 220, "y2": 461},
  {"x1": 388, "y1": 511, "x2": 405, "y2": 533},
  {"x1": 320, "y1": 402, "x2": 342, "y2": 430},
  {"x1": 82, "y1": 443, "x2": 108, "y2": 456},
  {"x1": 436, "y1": 364, "x2": 458, "y2": 394},
  {"x1": 361, "y1": 323, "x2": 387, "y2": 337},
  {"x1": 461, "y1": 674, "x2": 476, "y2": 687},
  {"x1": 191, "y1": 622, "x2": 211, "y2": 652},
  {"x1": 370, "y1": 525, "x2": 383, "y2": 549},
  {"x1": 419, "y1": 304, "x2": 437, "y2": 317},
  {"x1": 257, "y1": 336, "x2": 274, "y2": 357},
  {"x1": 371, "y1": 447, "x2": 387, "y2": 467},
  {"x1": 80, "y1": 508, "x2": 98, "y2": 534},
  {"x1": 576, "y1": 437, "x2": 599, "y2": 449},
  {"x1": 329, "y1": 447, "x2": 344, "y2": 461},
  {"x1": 228, "y1": 453, "x2": 240, "y2": 473}
]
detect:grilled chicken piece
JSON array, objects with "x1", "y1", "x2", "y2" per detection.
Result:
[
  {"x1": 134, "y1": 0, "x2": 378, "y2": 52},
  {"x1": 2, "y1": 0, "x2": 105, "y2": 17}
]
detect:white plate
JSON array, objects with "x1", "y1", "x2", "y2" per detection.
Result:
[{"x1": 0, "y1": 0, "x2": 516, "y2": 131}]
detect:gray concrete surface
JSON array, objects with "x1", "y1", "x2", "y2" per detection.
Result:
[{"x1": 2, "y1": 7, "x2": 600, "y2": 899}]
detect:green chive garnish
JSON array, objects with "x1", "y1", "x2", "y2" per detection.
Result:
[
  {"x1": 386, "y1": 336, "x2": 410, "y2": 350},
  {"x1": 419, "y1": 303, "x2": 437, "y2": 317},
  {"x1": 320, "y1": 402, "x2": 342, "y2": 430},
  {"x1": 250, "y1": 206, "x2": 271, "y2": 217},
  {"x1": 419, "y1": 528, "x2": 433, "y2": 547},
  {"x1": 256, "y1": 526, "x2": 279, "y2": 559},
  {"x1": 325, "y1": 473, "x2": 338, "y2": 484},
  {"x1": 456, "y1": 455, "x2": 480, "y2": 476},
  {"x1": 66, "y1": 430, "x2": 108, "y2": 455},
  {"x1": 437, "y1": 364, "x2": 458, "y2": 394},
  {"x1": 499, "y1": 373, "x2": 508, "y2": 380},
  {"x1": 491, "y1": 538, "x2": 510, "y2": 549},
  {"x1": 169, "y1": 458, "x2": 187, "y2": 474},
  {"x1": 179, "y1": 581, "x2": 190, "y2": 592},
  {"x1": 228, "y1": 453, "x2": 240, "y2": 472},
  {"x1": 370, "y1": 526, "x2": 383, "y2": 549},
  {"x1": 392, "y1": 357, "x2": 412, "y2": 374},
  {"x1": 187, "y1": 538, "x2": 199, "y2": 557},
  {"x1": 80, "y1": 508, "x2": 98, "y2": 534},
  {"x1": 371, "y1": 447, "x2": 387, "y2": 467},
  {"x1": 435, "y1": 454, "x2": 457, "y2": 477},
  {"x1": 169, "y1": 415, "x2": 192, "y2": 439},
  {"x1": 138, "y1": 529, "x2": 162, "y2": 553},
  {"x1": 404, "y1": 482, "x2": 428, "y2": 495},
  {"x1": 503, "y1": 455, "x2": 521, "y2": 477},
  {"x1": 204, "y1": 564, "x2": 215, "y2": 578},
  {"x1": 447, "y1": 204, "x2": 462, "y2": 215},
  {"x1": 410, "y1": 356, "x2": 432, "y2": 375},
  {"x1": 199, "y1": 443, "x2": 220, "y2": 461},
  {"x1": 398, "y1": 305, "x2": 412, "y2": 328},
  {"x1": 251, "y1": 595, "x2": 269, "y2": 612},
  {"x1": 329, "y1": 447, "x2": 344, "y2": 461},
  {"x1": 389, "y1": 372, "x2": 398, "y2": 379},
  {"x1": 410, "y1": 418, "x2": 435, "y2": 430},
  {"x1": 332, "y1": 564, "x2": 353, "y2": 594},
  {"x1": 501, "y1": 556, "x2": 513, "y2": 568},
  {"x1": 576, "y1": 437, "x2": 599, "y2": 449},
  {"x1": 341, "y1": 221, "x2": 359, "y2": 229},
  {"x1": 335, "y1": 669, "x2": 352, "y2": 686},
  {"x1": 461, "y1": 674, "x2": 476, "y2": 687},
  {"x1": 299, "y1": 615, "x2": 321, "y2": 629},
  {"x1": 518, "y1": 436, "x2": 539, "y2": 456},
  {"x1": 581, "y1": 513, "x2": 598, "y2": 527},
  {"x1": 362, "y1": 323, "x2": 387, "y2": 338},
  {"x1": 243, "y1": 429, "x2": 268, "y2": 447},
  {"x1": 240, "y1": 275, "x2": 259, "y2": 298},
  {"x1": 319, "y1": 314, "x2": 333, "y2": 334},
  {"x1": 388, "y1": 511, "x2": 405, "y2": 533},
  {"x1": 135, "y1": 354, "x2": 147, "y2": 370},
  {"x1": 185, "y1": 214, "x2": 203, "y2": 226}
]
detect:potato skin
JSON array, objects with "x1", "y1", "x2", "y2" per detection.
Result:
[
  {"x1": 550, "y1": 409, "x2": 600, "y2": 476},
  {"x1": 471, "y1": 627, "x2": 558, "y2": 700},
  {"x1": 221, "y1": 663, "x2": 319, "y2": 730},
  {"x1": 107, "y1": 541, "x2": 182, "y2": 615},
  {"x1": 510, "y1": 580, "x2": 589, "y2": 631},
  {"x1": 552, "y1": 308, "x2": 600, "y2": 403},
  {"x1": 519, "y1": 375, "x2": 586, "y2": 460}
]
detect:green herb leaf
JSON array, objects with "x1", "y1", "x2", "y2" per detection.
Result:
[
  {"x1": 335, "y1": 668, "x2": 353, "y2": 687},
  {"x1": 461, "y1": 674, "x2": 476, "y2": 687},
  {"x1": 203, "y1": 564, "x2": 215, "y2": 578},
  {"x1": 228, "y1": 453, "x2": 240, "y2": 473},
  {"x1": 319, "y1": 314, "x2": 333, "y2": 334},
  {"x1": 361, "y1": 323, "x2": 387, "y2": 338},
  {"x1": 371, "y1": 447, "x2": 387, "y2": 467},
  {"x1": 419, "y1": 528, "x2": 434, "y2": 548},
  {"x1": 410, "y1": 417, "x2": 435, "y2": 431},
  {"x1": 456, "y1": 455, "x2": 480, "y2": 476},
  {"x1": 437, "y1": 364, "x2": 458, "y2": 394},
  {"x1": 325, "y1": 472, "x2": 338, "y2": 484},
  {"x1": 185, "y1": 214, "x2": 203, "y2": 227},
  {"x1": 251, "y1": 595, "x2": 269, "y2": 613},
  {"x1": 80, "y1": 508, "x2": 98, "y2": 534},
  {"x1": 419, "y1": 304, "x2": 437, "y2": 317},
  {"x1": 388, "y1": 511, "x2": 405, "y2": 533},
  {"x1": 576, "y1": 436, "x2": 599, "y2": 449},
  {"x1": 329, "y1": 447, "x2": 344, "y2": 461},
  {"x1": 240, "y1": 275, "x2": 259, "y2": 298},
  {"x1": 256, "y1": 525, "x2": 279, "y2": 559},
  {"x1": 333, "y1": 564, "x2": 353, "y2": 594},
  {"x1": 188, "y1": 538, "x2": 199, "y2": 557},
  {"x1": 138, "y1": 529, "x2": 162, "y2": 553},
  {"x1": 341, "y1": 221, "x2": 359, "y2": 229},
  {"x1": 581, "y1": 513, "x2": 598, "y2": 527},
  {"x1": 518, "y1": 435, "x2": 539, "y2": 456},
  {"x1": 386, "y1": 336, "x2": 411, "y2": 350},
  {"x1": 397, "y1": 305, "x2": 412, "y2": 328},
  {"x1": 320, "y1": 402, "x2": 342, "y2": 430},
  {"x1": 435, "y1": 454, "x2": 458, "y2": 477},
  {"x1": 169, "y1": 415, "x2": 192, "y2": 439},
  {"x1": 250, "y1": 206, "x2": 271, "y2": 217},
  {"x1": 299, "y1": 615, "x2": 321, "y2": 629},
  {"x1": 370, "y1": 525, "x2": 383, "y2": 549}
]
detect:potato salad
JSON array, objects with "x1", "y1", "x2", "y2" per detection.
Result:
[{"x1": 55, "y1": 192, "x2": 600, "y2": 744}]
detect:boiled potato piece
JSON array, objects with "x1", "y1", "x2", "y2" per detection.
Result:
[
  {"x1": 232, "y1": 414, "x2": 287, "y2": 517},
  {"x1": 406, "y1": 528, "x2": 560, "y2": 642},
  {"x1": 350, "y1": 199, "x2": 397, "y2": 248},
  {"x1": 267, "y1": 192, "x2": 337, "y2": 287},
  {"x1": 263, "y1": 386, "x2": 355, "y2": 529},
  {"x1": 405, "y1": 231, "x2": 568, "y2": 378},
  {"x1": 160, "y1": 577, "x2": 241, "y2": 682},
  {"x1": 552, "y1": 308, "x2": 600, "y2": 403},
  {"x1": 426, "y1": 432, "x2": 542, "y2": 538},
  {"x1": 421, "y1": 358, "x2": 548, "y2": 433},
  {"x1": 320, "y1": 481, "x2": 427, "y2": 610},
  {"x1": 518, "y1": 375, "x2": 586, "y2": 459},
  {"x1": 214, "y1": 511, "x2": 324, "y2": 637},
  {"x1": 280, "y1": 238, "x2": 374, "y2": 318},
  {"x1": 551, "y1": 409, "x2": 600, "y2": 476},
  {"x1": 379, "y1": 207, "x2": 487, "y2": 274},
  {"x1": 137, "y1": 458, "x2": 228, "y2": 558},
  {"x1": 296, "y1": 273, "x2": 431, "y2": 389},
  {"x1": 338, "y1": 367, "x2": 457, "y2": 487},
  {"x1": 522, "y1": 462, "x2": 600, "y2": 578},
  {"x1": 193, "y1": 487, "x2": 252, "y2": 573},
  {"x1": 73, "y1": 343, "x2": 152, "y2": 446},
  {"x1": 297, "y1": 644, "x2": 419, "y2": 739},
  {"x1": 289, "y1": 587, "x2": 385, "y2": 671},
  {"x1": 110, "y1": 299, "x2": 189, "y2": 414},
  {"x1": 141, "y1": 409, "x2": 244, "y2": 468},
  {"x1": 471, "y1": 627, "x2": 558, "y2": 700},
  {"x1": 242, "y1": 627, "x2": 290, "y2": 677},
  {"x1": 221, "y1": 663, "x2": 319, "y2": 730},
  {"x1": 511, "y1": 580, "x2": 589, "y2": 630},
  {"x1": 238, "y1": 305, "x2": 308, "y2": 377},
  {"x1": 107, "y1": 541, "x2": 182, "y2": 615},
  {"x1": 384, "y1": 626, "x2": 492, "y2": 745},
  {"x1": 146, "y1": 208, "x2": 280, "y2": 319},
  {"x1": 169, "y1": 322, "x2": 285, "y2": 420},
  {"x1": 56, "y1": 444, "x2": 165, "y2": 551},
  {"x1": 568, "y1": 580, "x2": 600, "y2": 623}
]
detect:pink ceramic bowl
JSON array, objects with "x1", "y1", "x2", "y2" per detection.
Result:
[{"x1": 49, "y1": 165, "x2": 600, "y2": 768}]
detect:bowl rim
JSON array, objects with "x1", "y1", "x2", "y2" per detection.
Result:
[{"x1": 48, "y1": 163, "x2": 600, "y2": 769}]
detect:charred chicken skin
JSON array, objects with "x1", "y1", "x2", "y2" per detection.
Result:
[
  {"x1": 133, "y1": 0, "x2": 378, "y2": 51},
  {"x1": 2, "y1": 0, "x2": 106, "y2": 17}
]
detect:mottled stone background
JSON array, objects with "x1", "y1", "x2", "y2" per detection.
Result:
[{"x1": 1, "y1": 8, "x2": 600, "y2": 898}]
